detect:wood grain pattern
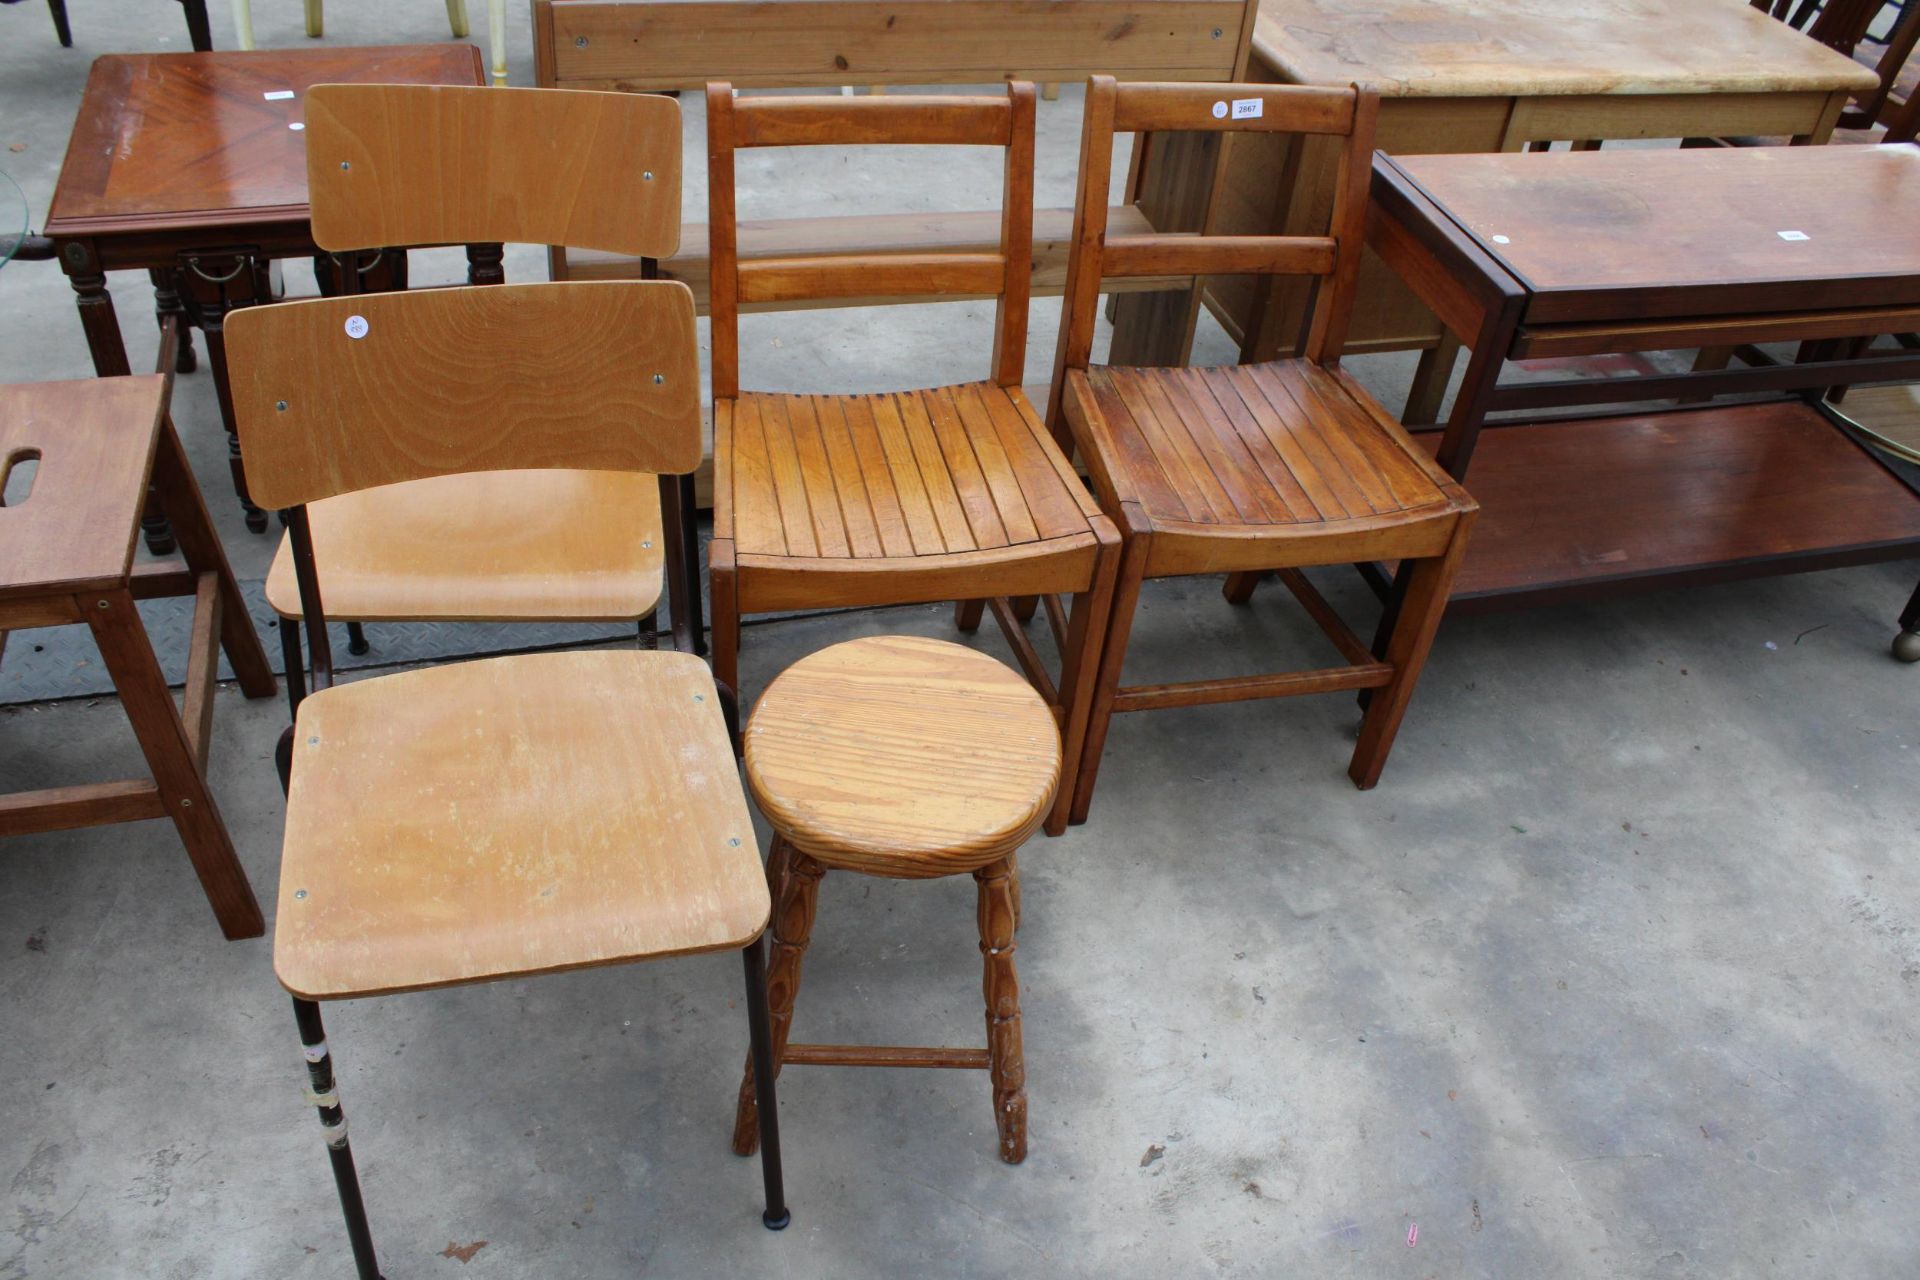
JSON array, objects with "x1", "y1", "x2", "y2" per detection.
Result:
[
  {"x1": 262, "y1": 470, "x2": 665, "y2": 621},
  {"x1": 275, "y1": 650, "x2": 768, "y2": 1000},
  {"x1": 45, "y1": 46, "x2": 485, "y2": 234},
  {"x1": 305, "y1": 83, "x2": 682, "y2": 257},
  {"x1": 1424, "y1": 402, "x2": 1920, "y2": 603},
  {"x1": 543, "y1": 0, "x2": 1247, "y2": 91},
  {"x1": 732, "y1": 95, "x2": 1012, "y2": 147},
  {"x1": 228, "y1": 282, "x2": 701, "y2": 509},
  {"x1": 1111, "y1": 81, "x2": 1357, "y2": 134},
  {"x1": 0, "y1": 376, "x2": 166, "y2": 600},
  {"x1": 1394, "y1": 144, "x2": 1920, "y2": 323},
  {"x1": 1254, "y1": 0, "x2": 1879, "y2": 98},
  {"x1": 728, "y1": 384, "x2": 1095, "y2": 560},
  {"x1": 743, "y1": 636, "x2": 1061, "y2": 876},
  {"x1": 975, "y1": 856, "x2": 1026, "y2": 1164}
]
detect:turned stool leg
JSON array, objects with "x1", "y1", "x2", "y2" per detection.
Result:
[
  {"x1": 732, "y1": 840, "x2": 821, "y2": 1156},
  {"x1": 975, "y1": 856, "x2": 1026, "y2": 1164}
]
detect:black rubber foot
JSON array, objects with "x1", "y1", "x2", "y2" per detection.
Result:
[
  {"x1": 175, "y1": 346, "x2": 197, "y2": 375},
  {"x1": 143, "y1": 534, "x2": 178, "y2": 556},
  {"x1": 244, "y1": 508, "x2": 269, "y2": 533},
  {"x1": 762, "y1": 1209, "x2": 791, "y2": 1231},
  {"x1": 347, "y1": 639, "x2": 370, "y2": 656}
]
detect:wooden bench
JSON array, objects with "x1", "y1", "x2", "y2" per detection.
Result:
[{"x1": 533, "y1": 0, "x2": 1257, "y2": 302}]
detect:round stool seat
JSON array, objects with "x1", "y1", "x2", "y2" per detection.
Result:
[{"x1": 745, "y1": 635, "x2": 1062, "y2": 877}]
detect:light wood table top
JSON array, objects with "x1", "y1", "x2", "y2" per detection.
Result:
[{"x1": 1253, "y1": 0, "x2": 1879, "y2": 97}]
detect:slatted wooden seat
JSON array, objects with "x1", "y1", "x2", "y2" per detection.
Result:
[
  {"x1": 1071, "y1": 363, "x2": 1460, "y2": 566},
  {"x1": 729, "y1": 636, "x2": 1058, "y2": 1166},
  {"x1": 269, "y1": 82, "x2": 701, "y2": 702},
  {"x1": 1049, "y1": 79, "x2": 1478, "y2": 822},
  {"x1": 706, "y1": 84, "x2": 1120, "y2": 836},
  {"x1": 228, "y1": 275, "x2": 790, "y2": 1276}
]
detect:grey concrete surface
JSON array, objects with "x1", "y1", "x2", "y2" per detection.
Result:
[{"x1": 4, "y1": 5, "x2": 1920, "y2": 1279}]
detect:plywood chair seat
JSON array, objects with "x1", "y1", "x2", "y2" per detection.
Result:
[
  {"x1": 274, "y1": 649, "x2": 766, "y2": 1002},
  {"x1": 263, "y1": 469, "x2": 664, "y2": 621},
  {"x1": 1065, "y1": 361, "x2": 1467, "y2": 573},
  {"x1": 744, "y1": 635, "x2": 1061, "y2": 878}
]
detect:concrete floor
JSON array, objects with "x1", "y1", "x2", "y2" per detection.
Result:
[{"x1": 6, "y1": 5, "x2": 1920, "y2": 1279}]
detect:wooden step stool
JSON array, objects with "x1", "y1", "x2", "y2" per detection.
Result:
[
  {"x1": 0, "y1": 370, "x2": 276, "y2": 939},
  {"x1": 729, "y1": 635, "x2": 1061, "y2": 1164}
]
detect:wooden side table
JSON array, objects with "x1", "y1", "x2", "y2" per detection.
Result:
[
  {"x1": 0, "y1": 357, "x2": 278, "y2": 940},
  {"x1": 1365, "y1": 142, "x2": 1920, "y2": 654},
  {"x1": 1116, "y1": 0, "x2": 1882, "y2": 411},
  {"x1": 41, "y1": 44, "x2": 485, "y2": 546}
]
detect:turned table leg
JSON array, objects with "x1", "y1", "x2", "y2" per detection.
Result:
[
  {"x1": 178, "y1": 251, "x2": 275, "y2": 533},
  {"x1": 975, "y1": 856, "x2": 1026, "y2": 1164}
]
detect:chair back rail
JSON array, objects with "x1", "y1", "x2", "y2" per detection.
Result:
[
  {"x1": 228, "y1": 281, "x2": 702, "y2": 512},
  {"x1": 1048, "y1": 77, "x2": 1378, "y2": 427},
  {"x1": 304, "y1": 83, "x2": 682, "y2": 257},
  {"x1": 707, "y1": 81, "x2": 1036, "y2": 399}
]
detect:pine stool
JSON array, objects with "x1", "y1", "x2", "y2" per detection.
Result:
[{"x1": 729, "y1": 635, "x2": 1061, "y2": 1165}]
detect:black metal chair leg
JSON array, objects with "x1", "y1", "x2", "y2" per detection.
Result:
[
  {"x1": 46, "y1": 0, "x2": 72, "y2": 46},
  {"x1": 678, "y1": 474, "x2": 706, "y2": 658},
  {"x1": 741, "y1": 938, "x2": 790, "y2": 1230},
  {"x1": 345, "y1": 622, "x2": 369, "y2": 656},
  {"x1": 639, "y1": 611, "x2": 659, "y2": 651},
  {"x1": 292, "y1": 999, "x2": 386, "y2": 1280},
  {"x1": 1895, "y1": 579, "x2": 1920, "y2": 663},
  {"x1": 278, "y1": 617, "x2": 307, "y2": 720}
]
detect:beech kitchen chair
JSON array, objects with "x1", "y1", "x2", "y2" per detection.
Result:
[
  {"x1": 268, "y1": 83, "x2": 700, "y2": 714},
  {"x1": 704, "y1": 80, "x2": 1121, "y2": 835},
  {"x1": 227, "y1": 279, "x2": 790, "y2": 1278},
  {"x1": 1047, "y1": 77, "x2": 1478, "y2": 823}
]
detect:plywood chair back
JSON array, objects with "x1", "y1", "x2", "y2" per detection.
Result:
[
  {"x1": 226, "y1": 280, "x2": 699, "y2": 686},
  {"x1": 304, "y1": 83, "x2": 682, "y2": 258},
  {"x1": 1048, "y1": 77, "x2": 1378, "y2": 425},
  {"x1": 705, "y1": 80, "x2": 1037, "y2": 400}
]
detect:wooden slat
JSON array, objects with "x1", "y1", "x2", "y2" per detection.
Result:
[
  {"x1": 1111, "y1": 83, "x2": 1358, "y2": 135},
  {"x1": 781, "y1": 1043, "x2": 990, "y2": 1069},
  {"x1": 1118, "y1": 367, "x2": 1243, "y2": 523},
  {"x1": 729, "y1": 396, "x2": 790, "y2": 556},
  {"x1": 839, "y1": 397, "x2": 919, "y2": 557},
  {"x1": 0, "y1": 779, "x2": 165, "y2": 838},
  {"x1": 1186, "y1": 368, "x2": 1312, "y2": 521},
  {"x1": 954, "y1": 386, "x2": 1041, "y2": 545},
  {"x1": 182, "y1": 572, "x2": 220, "y2": 771},
  {"x1": 1102, "y1": 233, "x2": 1336, "y2": 279},
  {"x1": 783, "y1": 397, "x2": 852, "y2": 558},
  {"x1": 812, "y1": 396, "x2": 886, "y2": 557},
  {"x1": 759, "y1": 397, "x2": 822, "y2": 558},
  {"x1": 1113, "y1": 662, "x2": 1392, "y2": 712},
  {"x1": 565, "y1": 205, "x2": 1183, "y2": 311},
  {"x1": 733, "y1": 97, "x2": 1011, "y2": 148},
  {"x1": 544, "y1": 0, "x2": 1247, "y2": 90},
  {"x1": 1160, "y1": 369, "x2": 1293, "y2": 522},
  {"x1": 1234, "y1": 364, "x2": 1375, "y2": 516},
  {"x1": 867, "y1": 393, "x2": 949, "y2": 554},
  {"x1": 737, "y1": 254, "x2": 1006, "y2": 304},
  {"x1": 898, "y1": 392, "x2": 979, "y2": 553},
  {"x1": 924, "y1": 389, "x2": 1012, "y2": 550},
  {"x1": 980, "y1": 389, "x2": 1092, "y2": 540}
]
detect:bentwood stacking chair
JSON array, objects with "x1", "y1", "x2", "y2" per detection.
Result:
[
  {"x1": 227, "y1": 279, "x2": 790, "y2": 1277},
  {"x1": 1048, "y1": 78, "x2": 1478, "y2": 823},
  {"x1": 704, "y1": 81, "x2": 1120, "y2": 834},
  {"x1": 270, "y1": 83, "x2": 701, "y2": 714}
]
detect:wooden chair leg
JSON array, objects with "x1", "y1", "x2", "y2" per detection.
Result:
[
  {"x1": 1349, "y1": 516, "x2": 1473, "y2": 789},
  {"x1": 1403, "y1": 333, "x2": 1461, "y2": 426},
  {"x1": 954, "y1": 598, "x2": 986, "y2": 632},
  {"x1": 303, "y1": 0, "x2": 321, "y2": 37},
  {"x1": 1011, "y1": 595, "x2": 1039, "y2": 622},
  {"x1": 151, "y1": 414, "x2": 276, "y2": 700},
  {"x1": 85, "y1": 590, "x2": 264, "y2": 939},
  {"x1": 445, "y1": 0, "x2": 470, "y2": 37},
  {"x1": 1222, "y1": 571, "x2": 1261, "y2": 604},
  {"x1": 731, "y1": 841, "x2": 821, "y2": 1157},
  {"x1": 1048, "y1": 533, "x2": 1119, "y2": 834},
  {"x1": 710, "y1": 539, "x2": 742, "y2": 726},
  {"x1": 975, "y1": 857, "x2": 1026, "y2": 1164},
  {"x1": 1067, "y1": 534, "x2": 1146, "y2": 826}
]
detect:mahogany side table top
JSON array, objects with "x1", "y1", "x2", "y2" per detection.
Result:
[
  {"x1": 1366, "y1": 142, "x2": 1920, "y2": 628},
  {"x1": 45, "y1": 44, "x2": 484, "y2": 238},
  {"x1": 40, "y1": 44, "x2": 484, "y2": 539}
]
